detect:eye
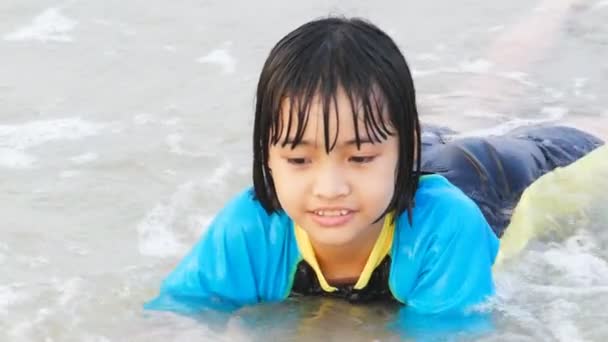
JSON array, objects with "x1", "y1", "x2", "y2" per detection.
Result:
[
  {"x1": 286, "y1": 158, "x2": 310, "y2": 165},
  {"x1": 349, "y1": 156, "x2": 376, "y2": 164}
]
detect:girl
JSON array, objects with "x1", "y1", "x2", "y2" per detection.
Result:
[{"x1": 145, "y1": 16, "x2": 603, "y2": 316}]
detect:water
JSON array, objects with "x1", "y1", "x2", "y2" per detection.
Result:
[{"x1": 1, "y1": 0, "x2": 607, "y2": 341}]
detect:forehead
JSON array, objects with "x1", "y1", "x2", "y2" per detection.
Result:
[
  {"x1": 274, "y1": 87, "x2": 392, "y2": 148},
  {"x1": 278, "y1": 89, "x2": 353, "y2": 130}
]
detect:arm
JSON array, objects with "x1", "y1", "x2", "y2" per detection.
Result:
[
  {"x1": 386, "y1": 190, "x2": 500, "y2": 339},
  {"x1": 144, "y1": 189, "x2": 276, "y2": 313},
  {"x1": 405, "y1": 198, "x2": 499, "y2": 314}
]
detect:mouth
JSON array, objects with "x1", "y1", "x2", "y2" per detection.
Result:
[
  {"x1": 309, "y1": 208, "x2": 355, "y2": 227},
  {"x1": 312, "y1": 209, "x2": 351, "y2": 217}
]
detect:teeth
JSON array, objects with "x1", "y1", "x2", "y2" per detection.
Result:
[{"x1": 315, "y1": 210, "x2": 349, "y2": 216}]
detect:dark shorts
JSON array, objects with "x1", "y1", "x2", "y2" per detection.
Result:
[{"x1": 420, "y1": 125, "x2": 604, "y2": 237}]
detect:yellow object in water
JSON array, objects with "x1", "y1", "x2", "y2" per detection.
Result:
[{"x1": 496, "y1": 145, "x2": 608, "y2": 267}]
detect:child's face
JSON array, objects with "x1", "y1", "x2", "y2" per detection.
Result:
[{"x1": 268, "y1": 89, "x2": 399, "y2": 248}]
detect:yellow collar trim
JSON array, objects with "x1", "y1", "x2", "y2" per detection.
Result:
[{"x1": 293, "y1": 212, "x2": 395, "y2": 292}]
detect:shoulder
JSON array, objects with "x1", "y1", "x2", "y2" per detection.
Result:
[
  {"x1": 212, "y1": 188, "x2": 267, "y2": 225},
  {"x1": 389, "y1": 175, "x2": 499, "y2": 306},
  {"x1": 397, "y1": 174, "x2": 493, "y2": 239},
  {"x1": 206, "y1": 187, "x2": 293, "y2": 243},
  {"x1": 414, "y1": 173, "x2": 468, "y2": 201},
  {"x1": 152, "y1": 188, "x2": 298, "y2": 307},
  {"x1": 415, "y1": 174, "x2": 482, "y2": 218}
]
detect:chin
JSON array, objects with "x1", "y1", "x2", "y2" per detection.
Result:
[{"x1": 309, "y1": 231, "x2": 360, "y2": 247}]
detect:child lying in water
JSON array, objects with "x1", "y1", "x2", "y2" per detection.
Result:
[{"x1": 145, "y1": 17, "x2": 605, "y2": 316}]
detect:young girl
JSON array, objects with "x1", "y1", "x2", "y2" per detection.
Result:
[{"x1": 145, "y1": 17, "x2": 603, "y2": 316}]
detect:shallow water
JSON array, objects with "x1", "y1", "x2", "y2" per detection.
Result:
[{"x1": 1, "y1": 0, "x2": 608, "y2": 341}]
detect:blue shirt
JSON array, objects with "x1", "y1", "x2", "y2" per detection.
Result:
[{"x1": 145, "y1": 174, "x2": 499, "y2": 315}]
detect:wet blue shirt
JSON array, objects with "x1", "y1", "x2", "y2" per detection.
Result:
[{"x1": 145, "y1": 174, "x2": 500, "y2": 315}]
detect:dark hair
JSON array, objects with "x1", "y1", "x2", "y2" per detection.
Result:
[{"x1": 252, "y1": 16, "x2": 422, "y2": 222}]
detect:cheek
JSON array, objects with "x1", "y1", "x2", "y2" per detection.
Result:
[
  {"x1": 359, "y1": 157, "x2": 397, "y2": 202},
  {"x1": 363, "y1": 171, "x2": 395, "y2": 200},
  {"x1": 267, "y1": 158, "x2": 301, "y2": 209}
]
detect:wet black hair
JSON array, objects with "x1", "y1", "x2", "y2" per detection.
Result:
[{"x1": 252, "y1": 16, "x2": 422, "y2": 222}]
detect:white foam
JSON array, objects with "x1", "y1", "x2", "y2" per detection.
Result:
[
  {"x1": 0, "y1": 118, "x2": 103, "y2": 169},
  {"x1": 206, "y1": 161, "x2": 232, "y2": 186},
  {"x1": 540, "y1": 233, "x2": 608, "y2": 286},
  {"x1": 573, "y1": 77, "x2": 588, "y2": 97},
  {"x1": 525, "y1": 284, "x2": 608, "y2": 296},
  {"x1": 0, "y1": 117, "x2": 103, "y2": 150},
  {"x1": 3, "y1": 8, "x2": 77, "y2": 43},
  {"x1": 574, "y1": 77, "x2": 588, "y2": 89},
  {"x1": 54, "y1": 277, "x2": 83, "y2": 306},
  {"x1": 224, "y1": 316, "x2": 254, "y2": 342},
  {"x1": 463, "y1": 109, "x2": 505, "y2": 119},
  {"x1": 137, "y1": 204, "x2": 186, "y2": 257},
  {"x1": 136, "y1": 183, "x2": 195, "y2": 257},
  {"x1": 459, "y1": 59, "x2": 493, "y2": 73},
  {"x1": 166, "y1": 133, "x2": 208, "y2": 157},
  {"x1": 70, "y1": 152, "x2": 98, "y2": 164},
  {"x1": 187, "y1": 215, "x2": 214, "y2": 235},
  {"x1": 496, "y1": 71, "x2": 537, "y2": 87},
  {"x1": 543, "y1": 299, "x2": 584, "y2": 342},
  {"x1": 197, "y1": 44, "x2": 237, "y2": 74},
  {"x1": 540, "y1": 106, "x2": 569, "y2": 119},
  {"x1": 455, "y1": 106, "x2": 567, "y2": 138},
  {"x1": 411, "y1": 67, "x2": 458, "y2": 77},
  {"x1": 16, "y1": 255, "x2": 50, "y2": 268},
  {"x1": 133, "y1": 113, "x2": 154, "y2": 125},
  {"x1": 9, "y1": 306, "x2": 52, "y2": 340},
  {"x1": 0, "y1": 148, "x2": 35, "y2": 168},
  {"x1": 0, "y1": 285, "x2": 26, "y2": 315}
]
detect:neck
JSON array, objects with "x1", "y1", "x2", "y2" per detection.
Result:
[{"x1": 310, "y1": 219, "x2": 384, "y2": 282}]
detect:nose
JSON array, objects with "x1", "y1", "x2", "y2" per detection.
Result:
[{"x1": 312, "y1": 162, "x2": 350, "y2": 200}]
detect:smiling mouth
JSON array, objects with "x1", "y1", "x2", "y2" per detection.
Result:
[
  {"x1": 312, "y1": 209, "x2": 351, "y2": 217},
  {"x1": 309, "y1": 209, "x2": 356, "y2": 227}
]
